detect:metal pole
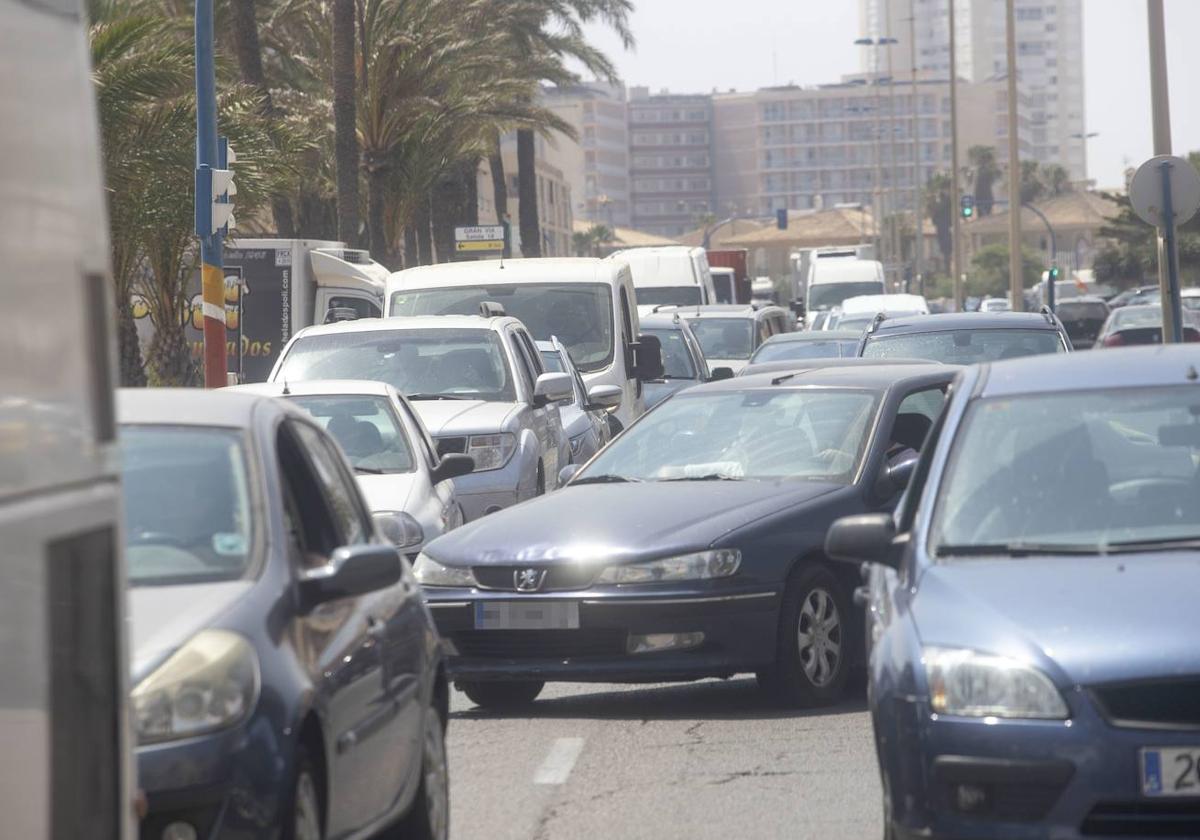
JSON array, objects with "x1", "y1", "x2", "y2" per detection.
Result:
[
  {"x1": 1159, "y1": 160, "x2": 1184, "y2": 342},
  {"x1": 195, "y1": 0, "x2": 225, "y2": 388},
  {"x1": 1004, "y1": 0, "x2": 1023, "y2": 311},
  {"x1": 948, "y1": 0, "x2": 964, "y2": 310},
  {"x1": 1022, "y1": 202, "x2": 1055, "y2": 310},
  {"x1": 885, "y1": 12, "x2": 900, "y2": 290},
  {"x1": 1147, "y1": 0, "x2": 1181, "y2": 341},
  {"x1": 910, "y1": 0, "x2": 922, "y2": 295},
  {"x1": 872, "y1": 72, "x2": 884, "y2": 262}
]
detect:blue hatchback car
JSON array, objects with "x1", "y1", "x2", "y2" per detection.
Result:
[{"x1": 826, "y1": 346, "x2": 1200, "y2": 839}]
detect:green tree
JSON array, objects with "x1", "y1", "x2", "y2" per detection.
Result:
[
  {"x1": 968, "y1": 243, "x2": 1045, "y2": 299},
  {"x1": 924, "y1": 172, "x2": 952, "y2": 274},
  {"x1": 968, "y1": 145, "x2": 999, "y2": 216}
]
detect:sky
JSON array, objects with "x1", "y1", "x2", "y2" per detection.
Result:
[{"x1": 584, "y1": 0, "x2": 1200, "y2": 190}]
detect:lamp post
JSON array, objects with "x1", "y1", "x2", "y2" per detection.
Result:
[
  {"x1": 909, "y1": 0, "x2": 922, "y2": 294},
  {"x1": 948, "y1": 0, "x2": 964, "y2": 311},
  {"x1": 1147, "y1": 0, "x2": 1182, "y2": 343},
  {"x1": 194, "y1": 0, "x2": 225, "y2": 388},
  {"x1": 1004, "y1": 0, "x2": 1022, "y2": 310}
]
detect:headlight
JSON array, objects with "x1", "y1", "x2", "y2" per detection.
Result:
[
  {"x1": 132, "y1": 630, "x2": 260, "y2": 744},
  {"x1": 595, "y1": 549, "x2": 741, "y2": 585},
  {"x1": 467, "y1": 433, "x2": 517, "y2": 471},
  {"x1": 372, "y1": 510, "x2": 424, "y2": 548},
  {"x1": 569, "y1": 433, "x2": 586, "y2": 458},
  {"x1": 924, "y1": 647, "x2": 1069, "y2": 720},
  {"x1": 412, "y1": 552, "x2": 477, "y2": 587}
]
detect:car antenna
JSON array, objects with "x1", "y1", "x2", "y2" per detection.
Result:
[{"x1": 281, "y1": 378, "x2": 290, "y2": 396}]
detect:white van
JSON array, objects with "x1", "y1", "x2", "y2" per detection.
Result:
[
  {"x1": 829, "y1": 293, "x2": 930, "y2": 332},
  {"x1": 2, "y1": 0, "x2": 133, "y2": 836},
  {"x1": 386, "y1": 258, "x2": 655, "y2": 428},
  {"x1": 607, "y1": 246, "x2": 718, "y2": 308},
  {"x1": 804, "y1": 258, "x2": 886, "y2": 327}
]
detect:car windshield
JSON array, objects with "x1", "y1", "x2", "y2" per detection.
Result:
[
  {"x1": 752, "y1": 338, "x2": 857, "y2": 362},
  {"x1": 931, "y1": 387, "x2": 1200, "y2": 555},
  {"x1": 289, "y1": 395, "x2": 415, "y2": 473},
  {"x1": 389, "y1": 283, "x2": 614, "y2": 372},
  {"x1": 862, "y1": 328, "x2": 1065, "y2": 363},
  {"x1": 643, "y1": 328, "x2": 697, "y2": 379},
  {"x1": 579, "y1": 388, "x2": 878, "y2": 483},
  {"x1": 687, "y1": 318, "x2": 754, "y2": 360},
  {"x1": 277, "y1": 328, "x2": 516, "y2": 402},
  {"x1": 121, "y1": 426, "x2": 254, "y2": 586},
  {"x1": 1058, "y1": 301, "x2": 1108, "y2": 320},
  {"x1": 808, "y1": 281, "x2": 885, "y2": 310},
  {"x1": 635, "y1": 286, "x2": 702, "y2": 306}
]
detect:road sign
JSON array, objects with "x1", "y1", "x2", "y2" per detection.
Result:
[
  {"x1": 1130, "y1": 155, "x2": 1200, "y2": 228},
  {"x1": 454, "y1": 225, "x2": 505, "y2": 255}
]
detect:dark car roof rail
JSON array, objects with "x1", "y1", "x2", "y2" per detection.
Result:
[
  {"x1": 866, "y1": 311, "x2": 889, "y2": 335},
  {"x1": 1038, "y1": 304, "x2": 1061, "y2": 326}
]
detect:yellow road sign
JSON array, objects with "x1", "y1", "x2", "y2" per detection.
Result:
[{"x1": 455, "y1": 240, "x2": 505, "y2": 252}]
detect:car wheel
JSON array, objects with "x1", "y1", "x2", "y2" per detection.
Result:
[
  {"x1": 391, "y1": 708, "x2": 450, "y2": 840},
  {"x1": 285, "y1": 747, "x2": 324, "y2": 840},
  {"x1": 458, "y1": 680, "x2": 544, "y2": 709},
  {"x1": 757, "y1": 565, "x2": 850, "y2": 707}
]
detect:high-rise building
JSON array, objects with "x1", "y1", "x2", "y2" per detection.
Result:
[
  {"x1": 627, "y1": 88, "x2": 716, "y2": 237},
  {"x1": 544, "y1": 82, "x2": 632, "y2": 228},
  {"x1": 858, "y1": 0, "x2": 1086, "y2": 180}
]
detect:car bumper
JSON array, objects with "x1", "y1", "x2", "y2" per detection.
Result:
[
  {"x1": 424, "y1": 586, "x2": 781, "y2": 682},
  {"x1": 886, "y1": 696, "x2": 1200, "y2": 839},
  {"x1": 136, "y1": 716, "x2": 291, "y2": 840}
]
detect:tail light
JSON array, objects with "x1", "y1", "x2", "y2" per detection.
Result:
[
  {"x1": 1185, "y1": 328, "x2": 1200, "y2": 343},
  {"x1": 1102, "y1": 333, "x2": 1124, "y2": 347}
]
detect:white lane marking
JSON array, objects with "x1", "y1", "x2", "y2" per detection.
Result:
[{"x1": 533, "y1": 737, "x2": 585, "y2": 785}]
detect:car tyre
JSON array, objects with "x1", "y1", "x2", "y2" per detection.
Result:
[
  {"x1": 757, "y1": 565, "x2": 850, "y2": 708},
  {"x1": 284, "y1": 746, "x2": 324, "y2": 840},
  {"x1": 458, "y1": 680, "x2": 544, "y2": 709},
  {"x1": 391, "y1": 708, "x2": 450, "y2": 840}
]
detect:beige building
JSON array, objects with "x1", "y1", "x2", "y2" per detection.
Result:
[
  {"x1": 544, "y1": 82, "x2": 632, "y2": 228},
  {"x1": 477, "y1": 130, "x2": 577, "y2": 258},
  {"x1": 963, "y1": 190, "x2": 1119, "y2": 271}
]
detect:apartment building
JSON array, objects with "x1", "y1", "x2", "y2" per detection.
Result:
[
  {"x1": 544, "y1": 82, "x2": 632, "y2": 228},
  {"x1": 627, "y1": 88, "x2": 716, "y2": 237},
  {"x1": 859, "y1": 0, "x2": 1086, "y2": 179}
]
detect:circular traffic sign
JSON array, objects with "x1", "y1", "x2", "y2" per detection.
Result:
[{"x1": 1130, "y1": 154, "x2": 1200, "y2": 228}]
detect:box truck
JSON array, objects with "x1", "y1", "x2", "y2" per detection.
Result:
[{"x1": 706, "y1": 248, "x2": 752, "y2": 304}]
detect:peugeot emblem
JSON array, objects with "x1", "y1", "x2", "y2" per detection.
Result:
[{"x1": 514, "y1": 568, "x2": 547, "y2": 592}]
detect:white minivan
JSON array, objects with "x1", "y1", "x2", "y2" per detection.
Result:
[
  {"x1": 608, "y1": 246, "x2": 718, "y2": 309},
  {"x1": 385, "y1": 258, "x2": 655, "y2": 429},
  {"x1": 804, "y1": 258, "x2": 886, "y2": 328}
]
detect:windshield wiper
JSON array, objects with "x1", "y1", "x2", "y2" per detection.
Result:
[
  {"x1": 354, "y1": 466, "x2": 385, "y2": 474},
  {"x1": 936, "y1": 542, "x2": 1103, "y2": 558},
  {"x1": 571, "y1": 474, "x2": 641, "y2": 485},
  {"x1": 1102, "y1": 536, "x2": 1200, "y2": 553},
  {"x1": 407, "y1": 393, "x2": 469, "y2": 401},
  {"x1": 662, "y1": 474, "x2": 743, "y2": 482}
]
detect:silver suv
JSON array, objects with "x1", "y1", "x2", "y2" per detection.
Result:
[{"x1": 270, "y1": 313, "x2": 573, "y2": 520}]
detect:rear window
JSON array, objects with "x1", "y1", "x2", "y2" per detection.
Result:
[
  {"x1": 862, "y1": 328, "x2": 1066, "y2": 363},
  {"x1": 636, "y1": 286, "x2": 702, "y2": 306},
  {"x1": 1058, "y1": 301, "x2": 1108, "y2": 320}
]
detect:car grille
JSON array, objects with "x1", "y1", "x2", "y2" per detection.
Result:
[
  {"x1": 450, "y1": 629, "x2": 627, "y2": 660},
  {"x1": 436, "y1": 436, "x2": 468, "y2": 456},
  {"x1": 473, "y1": 565, "x2": 598, "y2": 592},
  {"x1": 1081, "y1": 801, "x2": 1200, "y2": 836},
  {"x1": 1091, "y1": 678, "x2": 1200, "y2": 728}
]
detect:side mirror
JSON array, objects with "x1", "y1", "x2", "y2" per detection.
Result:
[
  {"x1": 709, "y1": 366, "x2": 735, "y2": 382},
  {"x1": 875, "y1": 453, "x2": 918, "y2": 500},
  {"x1": 431, "y1": 452, "x2": 475, "y2": 483},
  {"x1": 558, "y1": 463, "x2": 582, "y2": 485},
  {"x1": 825, "y1": 513, "x2": 902, "y2": 570},
  {"x1": 790, "y1": 299, "x2": 807, "y2": 319},
  {"x1": 533, "y1": 372, "x2": 573, "y2": 406},
  {"x1": 586, "y1": 384, "x2": 623, "y2": 412},
  {"x1": 633, "y1": 333, "x2": 665, "y2": 382},
  {"x1": 298, "y1": 544, "x2": 402, "y2": 611}
]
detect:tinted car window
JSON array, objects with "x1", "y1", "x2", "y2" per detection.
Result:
[
  {"x1": 278, "y1": 328, "x2": 516, "y2": 402},
  {"x1": 1057, "y1": 301, "x2": 1108, "y2": 320},
  {"x1": 862, "y1": 329, "x2": 1064, "y2": 363},
  {"x1": 290, "y1": 395, "x2": 415, "y2": 473},
  {"x1": 635, "y1": 286, "x2": 702, "y2": 306},
  {"x1": 931, "y1": 386, "x2": 1200, "y2": 553},
  {"x1": 291, "y1": 422, "x2": 371, "y2": 547},
  {"x1": 121, "y1": 426, "x2": 254, "y2": 585},
  {"x1": 688, "y1": 318, "x2": 755, "y2": 360},
  {"x1": 642, "y1": 328, "x2": 697, "y2": 378}
]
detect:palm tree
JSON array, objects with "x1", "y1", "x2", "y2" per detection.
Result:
[
  {"x1": 924, "y1": 172, "x2": 953, "y2": 273},
  {"x1": 967, "y1": 145, "x2": 999, "y2": 216},
  {"x1": 332, "y1": 0, "x2": 359, "y2": 246}
]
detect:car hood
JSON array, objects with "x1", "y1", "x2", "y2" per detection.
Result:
[
  {"x1": 425, "y1": 480, "x2": 841, "y2": 566},
  {"x1": 128, "y1": 581, "x2": 254, "y2": 682},
  {"x1": 643, "y1": 379, "x2": 695, "y2": 409},
  {"x1": 356, "y1": 472, "x2": 419, "y2": 514},
  {"x1": 913, "y1": 556, "x2": 1200, "y2": 686},
  {"x1": 412, "y1": 399, "x2": 518, "y2": 436}
]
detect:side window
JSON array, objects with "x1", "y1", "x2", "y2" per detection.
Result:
[
  {"x1": 277, "y1": 422, "x2": 342, "y2": 568},
  {"x1": 517, "y1": 331, "x2": 545, "y2": 376},
  {"x1": 396, "y1": 397, "x2": 439, "y2": 470},
  {"x1": 897, "y1": 391, "x2": 953, "y2": 532},
  {"x1": 758, "y1": 319, "x2": 773, "y2": 345},
  {"x1": 291, "y1": 421, "x2": 372, "y2": 547},
  {"x1": 888, "y1": 386, "x2": 949, "y2": 458},
  {"x1": 619, "y1": 285, "x2": 635, "y2": 375},
  {"x1": 326, "y1": 296, "x2": 381, "y2": 320},
  {"x1": 508, "y1": 329, "x2": 537, "y2": 394},
  {"x1": 898, "y1": 387, "x2": 948, "y2": 423}
]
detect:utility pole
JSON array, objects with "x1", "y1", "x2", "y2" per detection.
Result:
[
  {"x1": 195, "y1": 0, "x2": 225, "y2": 388},
  {"x1": 1004, "y1": 0, "x2": 1023, "y2": 311},
  {"x1": 948, "y1": 0, "x2": 963, "y2": 311},
  {"x1": 885, "y1": 3, "x2": 900, "y2": 290},
  {"x1": 910, "y1": 0, "x2": 922, "y2": 294},
  {"x1": 1147, "y1": 0, "x2": 1182, "y2": 342}
]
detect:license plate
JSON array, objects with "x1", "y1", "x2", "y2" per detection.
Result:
[
  {"x1": 474, "y1": 601, "x2": 579, "y2": 630},
  {"x1": 1141, "y1": 748, "x2": 1200, "y2": 797}
]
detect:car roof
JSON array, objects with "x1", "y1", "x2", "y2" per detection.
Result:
[
  {"x1": 1057, "y1": 295, "x2": 1107, "y2": 304},
  {"x1": 979, "y1": 344, "x2": 1200, "y2": 398},
  {"x1": 840, "y1": 293, "x2": 927, "y2": 314},
  {"x1": 388, "y1": 257, "x2": 619, "y2": 288},
  {"x1": 760, "y1": 329, "x2": 862, "y2": 344},
  {"x1": 117, "y1": 387, "x2": 296, "y2": 428},
  {"x1": 607, "y1": 245, "x2": 700, "y2": 259},
  {"x1": 677, "y1": 304, "x2": 788, "y2": 320},
  {"x1": 638, "y1": 312, "x2": 689, "y2": 329},
  {"x1": 293, "y1": 314, "x2": 517, "y2": 340},
  {"x1": 740, "y1": 358, "x2": 942, "y2": 377},
  {"x1": 868, "y1": 311, "x2": 1059, "y2": 336},
  {"x1": 695, "y1": 361, "x2": 958, "y2": 393},
  {"x1": 230, "y1": 379, "x2": 397, "y2": 398}
]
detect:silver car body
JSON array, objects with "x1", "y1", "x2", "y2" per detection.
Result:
[
  {"x1": 537, "y1": 339, "x2": 611, "y2": 463},
  {"x1": 231, "y1": 379, "x2": 463, "y2": 549},
  {"x1": 680, "y1": 304, "x2": 793, "y2": 375},
  {"x1": 269, "y1": 315, "x2": 570, "y2": 521}
]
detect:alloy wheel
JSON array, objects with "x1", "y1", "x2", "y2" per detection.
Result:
[
  {"x1": 294, "y1": 770, "x2": 322, "y2": 840},
  {"x1": 797, "y1": 587, "x2": 842, "y2": 687},
  {"x1": 422, "y1": 716, "x2": 450, "y2": 840}
]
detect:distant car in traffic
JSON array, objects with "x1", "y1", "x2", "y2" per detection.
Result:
[
  {"x1": 413, "y1": 363, "x2": 957, "y2": 710},
  {"x1": 828, "y1": 293, "x2": 930, "y2": 332},
  {"x1": 121, "y1": 388, "x2": 449, "y2": 840},
  {"x1": 741, "y1": 329, "x2": 862, "y2": 373},
  {"x1": 637, "y1": 311, "x2": 727, "y2": 409},
  {"x1": 1095, "y1": 303, "x2": 1200, "y2": 347},
  {"x1": 1054, "y1": 295, "x2": 1110, "y2": 349},
  {"x1": 537, "y1": 339, "x2": 621, "y2": 463},
  {"x1": 608, "y1": 245, "x2": 718, "y2": 308},
  {"x1": 679, "y1": 304, "x2": 793, "y2": 375},
  {"x1": 858, "y1": 312, "x2": 1070, "y2": 363},
  {"x1": 232, "y1": 379, "x2": 475, "y2": 550},
  {"x1": 270, "y1": 313, "x2": 574, "y2": 520},
  {"x1": 978, "y1": 296, "x2": 1012, "y2": 312},
  {"x1": 827, "y1": 345, "x2": 1200, "y2": 840}
]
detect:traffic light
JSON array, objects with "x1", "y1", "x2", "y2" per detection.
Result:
[
  {"x1": 1048, "y1": 265, "x2": 1061, "y2": 282},
  {"x1": 960, "y1": 194, "x2": 975, "y2": 219},
  {"x1": 776, "y1": 208, "x2": 788, "y2": 230},
  {"x1": 195, "y1": 139, "x2": 236, "y2": 237}
]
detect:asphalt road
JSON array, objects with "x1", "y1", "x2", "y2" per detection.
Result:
[{"x1": 445, "y1": 678, "x2": 882, "y2": 840}]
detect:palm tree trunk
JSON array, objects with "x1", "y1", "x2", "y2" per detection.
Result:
[
  {"x1": 488, "y1": 133, "x2": 507, "y2": 225},
  {"x1": 463, "y1": 160, "x2": 479, "y2": 227},
  {"x1": 366, "y1": 161, "x2": 394, "y2": 269},
  {"x1": 415, "y1": 196, "x2": 433, "y2": 266},
  {"x1": 432, "y1": 172, "x2": 462, "y2": 263},
  {"x1": 116, "y1": 299, "x2": 146, "y2": 386},
  {"x1": 516, "y1": 128, "x2": 541, "y2": 257},
  {"x1": 403, "y1": 225, "x2": 418, "y2": 269},
  {"x1": 332, "y1": 0, "x2": 360, "y2": 247}
]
